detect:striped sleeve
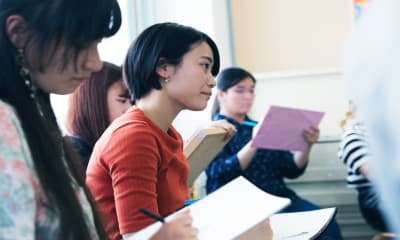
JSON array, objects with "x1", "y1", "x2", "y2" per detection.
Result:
[{"x1": 338, "y1": 127, "x2": 371, "y2": 188}]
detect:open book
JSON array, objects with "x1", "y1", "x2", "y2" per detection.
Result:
[
  {"x1": 271, "y1": 207, "x2": 337, "y2": 240},
  {"x1": 128, "y1": 176, "x2": 291, "y2": 240},
  {"x1": 184, "y1": 127, "x2": 229, "y2": 185}
]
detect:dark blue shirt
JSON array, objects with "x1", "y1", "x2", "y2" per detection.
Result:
[
  {"x1": 205, "y1": 114, "x2": 306, "y2": 200},
  {"x1": 65, "y1": 135, "x2": 93, "y2": 170}
]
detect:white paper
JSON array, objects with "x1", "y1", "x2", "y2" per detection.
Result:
[
  {"x1": 271, "y1": 208, "x2": 336, "y2": 240},
  {"x1": 129, "y1": 176, "x2": 291, "y2": 240}
]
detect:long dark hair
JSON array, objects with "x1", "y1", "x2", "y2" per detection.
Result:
[
  {"x1": 211, "y1": 67, "x2": 256, "y2": 119},
  {"x1": 67, "y1": 62, "x2": 126, "y2": 148},
  {"x1": 0, "y1": 0, "x2": 121, "y2": 239},
  {"x1": 124, "y1": 22, "x2": 220, "y2": 101}
]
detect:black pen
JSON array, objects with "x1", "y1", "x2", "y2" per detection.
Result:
[{"x1": 139, "y1": 208, "x2": 165, "y2": 223}]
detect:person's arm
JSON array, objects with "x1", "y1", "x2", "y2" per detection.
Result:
[
  {"x1": 103, "y1": 124, "x2": 165, "y2": 233},
  {"x1": 338, "y1": 128, "x2": 371, "y2": 180},
  {"x1": 293, "y1": 126, "x2": 320, "y2": 169},
  {"x1": 205, "y1": 122, "x2": 258, "y2": 193},
  {"x1": 358, "y1": 163, "x2": 370, "y2": 179},
  {"x1": 206, "y1": 148, "x2": 244, "y2": 193},
  {"x1": 237, "y1": 141, "x2": 257, "y2": 170},
  {"x1": 237, "y1": 122, "x2": 265, "y2": 170},
  {"x1": 208, "y1": 119, "x2": 261, "y2": 170},
  {"x1": 0, "y1": 104, "x2": 37, "y2": 239}
]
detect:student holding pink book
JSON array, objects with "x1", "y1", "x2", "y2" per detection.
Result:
[{"x1": 206, "y1": 67, "x2": 343, "y2": 239}]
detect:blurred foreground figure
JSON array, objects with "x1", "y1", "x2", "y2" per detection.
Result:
[{"x1": 345, "y1": 0, "x2": 400, "y2": 233}]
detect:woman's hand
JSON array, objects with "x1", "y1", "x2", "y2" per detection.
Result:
[
  {"x1": 294, "y1": 126, "x2": 320, "y2": 168},
  {"x1": 238, "y1": 218, "x2": 273, "y2": 240},
  {"x1": 151, "y1": 209, "x2": 198, "y2": 240},
  {"x1": 304, "y1": 126, "x2": 320, "y2": 146},
  {"x1": 209, "y1": 119, "x2": 237, "y2": 141}
]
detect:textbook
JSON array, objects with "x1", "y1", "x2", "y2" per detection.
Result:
[
  {"x1": 184, "y1": 127, "x2": 229, "y2": 185},
  {"x1": 128, "y1": 176, "x2": 291, "y2": 240},
  {"x1": 252, "y1": 105, "x2": 325, "y2": 152},
  {"x1": 271, "y1": 207, "x2": 337, "y2": 240}
]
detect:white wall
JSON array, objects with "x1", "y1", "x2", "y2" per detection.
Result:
[
  {"x1": 251, "y1": 70, "x2": 349, "y2": 138},
  {"x1": 152, "y1": 0, "x2": 232, "y2": 140}
]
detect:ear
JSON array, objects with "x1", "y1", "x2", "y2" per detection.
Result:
[
  {"x1": 6, "y1": 15, "x2": 29, "y2": 48},
  {"x1": 217, "y1": 90, "x2": 226, "y2": 101},
  {"x1": 155, "y1": 58, "x2": 171, "y2": 79}
]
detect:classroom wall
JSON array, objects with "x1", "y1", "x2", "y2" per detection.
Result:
[
  {"x1": 160, "y1": 1, "x2": 354, "y2": 139},
  {"x1": 250, "y1": 70, "x2": 349, "y2": 136},
  {"x1": 228, "y1": 0, "x2": 354, "y2": 137},
  {"x1": 230, "y1": 0, "x2": 353, "y2": 73}
]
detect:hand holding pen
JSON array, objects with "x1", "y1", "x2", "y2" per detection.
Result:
[{"x1": 140, "y1": 208, "x2": 198, "y2": 240}]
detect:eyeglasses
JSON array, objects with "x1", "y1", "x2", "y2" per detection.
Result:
[{"x1": 230, "y1": 87, "x2": 255, "y2": 95}]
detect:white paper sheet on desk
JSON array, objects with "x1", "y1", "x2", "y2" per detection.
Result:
[
  {"x1": 271, "y1": 207, "x2": 337, "y2": 240},
  {"x1": 129, "y1": 176, "x2": 291, "y2": 240}
]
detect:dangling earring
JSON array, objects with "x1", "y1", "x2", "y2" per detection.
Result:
[
  {"x1": 16, "y1": 48, "x2": 44, "y2": 117},
  {"x1": 164, "y1": 78, "x2": 169, "y2": 83}
]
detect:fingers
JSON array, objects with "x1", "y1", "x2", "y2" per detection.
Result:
[
  {"x1": 209, "y1": 119, "x2": 237, "y2": 141},
  {"x1": 304, "y1": 126, "x2": 320, "y2": 144},
  {"x1": 172, "y1": 210, "x2": 196, "y2": 228},
  {"x1": 238, "y1": 218, "x2": 273, "y2": 240},
  {"x1": 157, "y1": 210, "x2": 198, "y2": 240},
  {"x1": 174, "y1": 208, "x2": 191, "y2": 218}
]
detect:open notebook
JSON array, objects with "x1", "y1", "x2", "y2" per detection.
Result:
[
  {"x1": 271, "y1": 207, "x2": 337, "y2": 240},
  {"x1": 128, "y1": 176, "x2": 291, "y2": 240},
  {"x1": 184, "y1": 127, "x2": 229, "y2": 186}
]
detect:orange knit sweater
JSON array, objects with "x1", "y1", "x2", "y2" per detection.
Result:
[{"x1": 86, "y1": 107, "x2": 189, "y2": 240}]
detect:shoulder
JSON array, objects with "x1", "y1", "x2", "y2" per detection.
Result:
[
  {"x1": 111, "y1": 118, "x2": 158, "y2": 142},
  {"x1": 0, "y1": 101, "x2": 38, "y2": 213},
  {"x1": 341, "y1": 127, "x2": 368, "y2": 146},
  {"x1": 95, "y1": 117, "x2": 159, "y2": 158},
  {"x1": 109, "y1": 107, "x2": 158, "y2": 136},
  {"x1": 0, "y1": 99, "x2": 35, "y2": 164},
  {"x1": 0, "y1": 100, "x2": 19, "y2": 126},
  {"x1": 65, "y1": 135, "x2": 92, "y2": 152},
  {"x1": 0, "y1": 100, "x2": 28, "y2": 153}
]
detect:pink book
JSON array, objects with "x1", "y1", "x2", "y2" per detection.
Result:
[{"x1": 251, "y1": 105, "x2": 324, "y2": 151}]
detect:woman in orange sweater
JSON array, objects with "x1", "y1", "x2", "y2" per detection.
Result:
[{"x1": 86, "y1": 22, "x2": 238, "y2": 240}]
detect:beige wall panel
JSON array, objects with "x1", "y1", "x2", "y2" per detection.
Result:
[{"x1": 231, "y1": 0, "x2": 353, "y2": 72}]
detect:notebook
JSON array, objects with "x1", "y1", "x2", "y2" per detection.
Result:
[
  {"x1": 184, "y1": 127, "x2": 229, "y2": 185},
  {"x1": 129, "y1": 176, "x2": 291, "y2": 240},
  {"x1": 271, "y1": 207, "x2": 337, "y2": 240}
]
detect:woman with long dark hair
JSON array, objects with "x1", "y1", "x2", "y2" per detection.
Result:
[{"x1": 0, "y1": 1, "x2": 121, "y2": 239}]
